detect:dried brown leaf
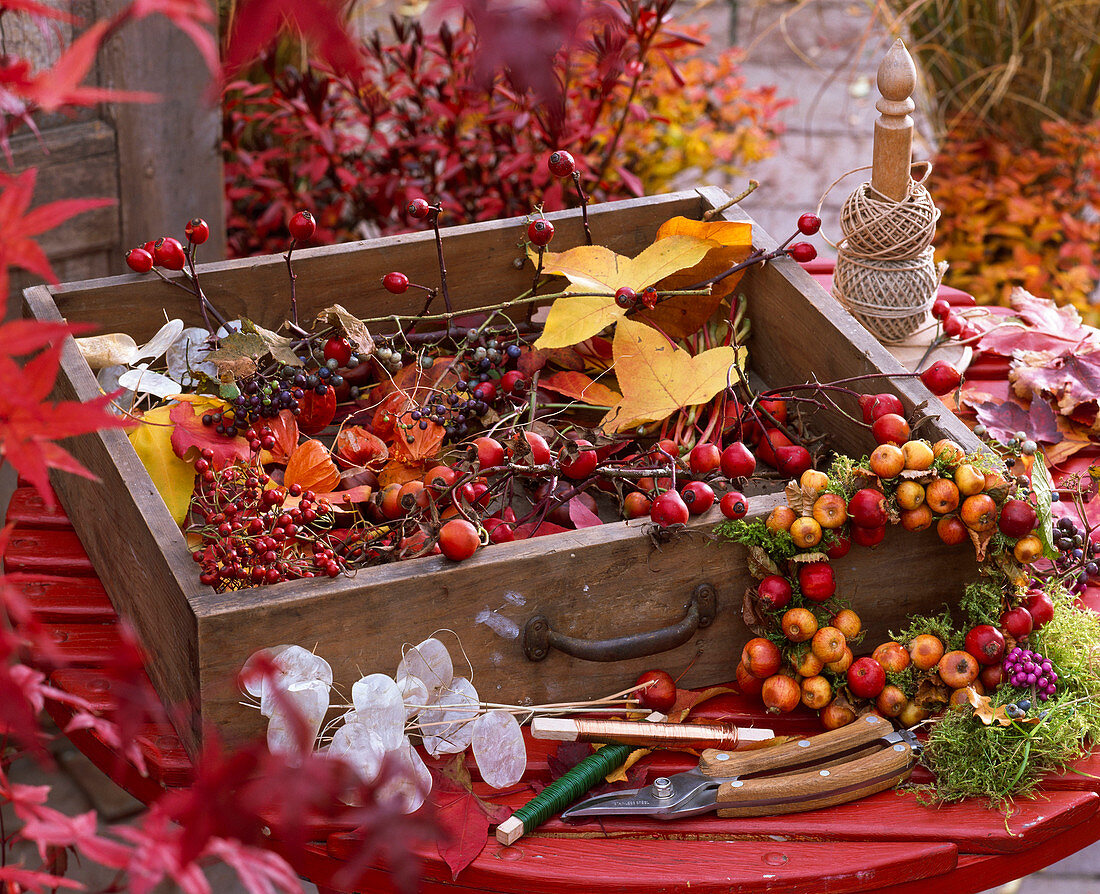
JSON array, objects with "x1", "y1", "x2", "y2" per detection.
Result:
[
  {"x1": 745, "y1": 545, "x2": 778, "y2": 579},
  {"x1": 913, "y1": 674, "x2": 950, "y2": 710},
  {"x1": 316, "y1": 304, "x2": 375, "y2": 355},
  {"x1": 741, "y1": 587, "x2": 772, "y2": 638},
  {"x1": 785, "y1": 481, "x2": 817, "y2": 516},
  {"x1": 967, "y1": 525, "x2": 994, "y2": 562},
  {"x1": 790, "y1": 551, "x2": 829, "y2": 564}
]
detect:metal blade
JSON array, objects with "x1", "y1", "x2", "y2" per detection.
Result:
[{"x1": 560, "y1": 767, "x2": 722, "y2": 822}]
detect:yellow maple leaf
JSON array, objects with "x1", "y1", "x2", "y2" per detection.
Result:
[
  {"x1": 600, "y1": 319, "x2": 744, "y2": 434},
  {"x1": 128, "y1": 404, "x2": 197, "y2": 524},
  {"x1": 641, "y1": 217, "x2": 753, "y2": 338},
  {"x1": 534, "y1": 235, "x2": 714, "y2": 349}
]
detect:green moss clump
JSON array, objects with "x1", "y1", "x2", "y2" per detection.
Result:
[
  {"x1": 824, "y1": 455, "x2": 860, "y2": 500},
  {"x1": 920, "y1": 595, "x2": 1100, "y2": 805},
  {"x1": 892, "y1": 607, "x2": 963, "y2": 651},
  {"x1": 886, "y1": 663, "x2": 919, "y2": 698},
  {"x1": 960, "y1": 579, "x2": 1004, "y2": 628},
  {"x1": 714, "y1": 518, "x2": 797, "y2": 564}
]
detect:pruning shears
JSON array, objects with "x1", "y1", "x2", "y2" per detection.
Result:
[{"x1": 560, "y1": 714, "x2": 920, "y2": 822}]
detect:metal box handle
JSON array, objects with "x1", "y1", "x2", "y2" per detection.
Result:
[{"x1": 523, "y1": 584, "x2": 717, "y2": 662}]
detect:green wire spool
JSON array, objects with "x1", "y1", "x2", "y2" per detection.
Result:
[{"x1": 497, "y1": 744, "x2": 632, "y2": 845}]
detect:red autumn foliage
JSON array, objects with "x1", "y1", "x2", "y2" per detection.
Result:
[
  {"x1": 1, "y1": 0, "x2": 438, "y2": 889},
  {"x1": 932, "y1": 120, "x2": 1100, "y2": 326},
  {"x1": 0, "y1": 319, "x2": 126, "y2": 504},
  {"x1": 222, "y1": 0, "x2": 787, "y2": 255}
]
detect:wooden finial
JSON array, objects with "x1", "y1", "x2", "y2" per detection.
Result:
[{"x1": 870, "y1": 38, "x2": 917, "y2": 202}]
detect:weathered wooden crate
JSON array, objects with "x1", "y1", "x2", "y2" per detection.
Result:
[{"x1": 25, "y1": 187, "x2": 982, "y2": 755}]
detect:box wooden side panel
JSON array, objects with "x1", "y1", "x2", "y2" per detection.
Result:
[
  {"x1": 49, "y1": 192, "x2": 705, "y2": 342},
  {"x1": 23, "y1": 285, "x2": 204, "y2": 752},
  {"x1": 193, "y1": 496, "x2": 978, "y2": 744},
  {"x1": 696, "y1": 186, "x2": 983, "y2": 459}
]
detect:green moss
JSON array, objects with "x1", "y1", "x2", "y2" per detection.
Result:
[
  {"x1": 920, "y1": 593, "x2": 1100, "y2": 805},
  {"x1": 960, "y1": 579, "x2": 1004, "y2": 628},
  {"x1": 892, "y1": 607, "x2": 963, "y2": 651},
  {"x1": 824, "y1": 455, "x2": 860, "y2": 500},
  {"x1": 713, "y1": 518, "x2": 797, "y2": 564},
  {"x1": 886, "y1": 663, "x2": 919, "y2": 698}
]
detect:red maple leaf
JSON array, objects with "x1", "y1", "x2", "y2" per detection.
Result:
[
  {"x1": 222, "y1": 0, "x2": 364, "y2": 80},
  {"x1": 0, "y1": 319, "x2": 127, "y2": 504},
  {"x1": 0, "y1": 169, "x2": 115, "y2": 296},
  {"x1": 428, "y1": 756, "x2": 508, "y2": 881},
  {"x1": 0, "y1": 0, "x2": 79, "y2": 21},
  {"x1": 169, "y1": 399, "x2": 253, "y2": 468},
  {"x1": 8, "y1": 22, "x2": 156, "y2": 114}
]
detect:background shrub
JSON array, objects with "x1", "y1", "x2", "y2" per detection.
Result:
[{"x1": 221, "y1": 0, "x2": 789, "y2": 256}]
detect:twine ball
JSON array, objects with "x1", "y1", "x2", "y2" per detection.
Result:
[
  {"x1": 831, "y1": 175, "x2": 943, "y2": 343},
  {"x1": 833, "y1": 246, "x2": 944, "y2": 343},
  {"x1": 839, "y1": 180, "x2": 939, "y2": 258}
]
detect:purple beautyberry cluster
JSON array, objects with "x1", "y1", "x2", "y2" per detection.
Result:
[{"x1": 1003, "y1": 647, "x2": 1058, "y2": 701}]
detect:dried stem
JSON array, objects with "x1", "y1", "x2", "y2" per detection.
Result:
[
  {"x1": 572, "y1": 171, "x2": 592, "y2": 245},
  {"x1": 284, "y1": 242, "x2": 299, "y2": 327},
  {"x1": 429, "y1": 208, "x2": 452, "y2": 314}
]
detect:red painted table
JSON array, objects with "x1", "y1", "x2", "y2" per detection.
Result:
[{"x1": 6, "y1": 282, "x2": 1100, "y2": 894}]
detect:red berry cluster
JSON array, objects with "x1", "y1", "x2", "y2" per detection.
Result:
[
  {"x1": 187, "y1": 455, "x2": 339, "y2": 591},
  {"x1": 613, "y1": 286, "x2": 659, "y2": 311},
  {"x1": 932, "y1": 298, "x2": 980, "y2": 341}
]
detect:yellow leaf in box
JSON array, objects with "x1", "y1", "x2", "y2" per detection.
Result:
[
  {"x1": 534, "y1": 235, "x2": 713, "y2": 349},
  {"x1": 128, "y1": 404, "x2": 197, "y2": 525},
  {"x1": 640, "y1": 217, "x2": 753, "y2": 338},
  {"x1": 600, "y1": 318, "x2": 744, "y2": 434}
]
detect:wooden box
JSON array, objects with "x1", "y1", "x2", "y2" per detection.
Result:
[{"x1": 25, "y1": 187, "x2": 982, "y2": 755}]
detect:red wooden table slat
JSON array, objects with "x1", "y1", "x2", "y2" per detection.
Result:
[
  {"x1": 326, "y1": 834, "x2": 959, "y2": 894},
  {"x1": 489, "y1": 787, "x2": 1097, "y2": 855},
  {"x1": 5, "y1": 486, "x2": 74, "y2": 528},
  {"x1": 890, "y1": 815, "x2": 1100, "y2": 894},
  {"x1": 8, "y1": 573, "x2": 117, "y2": 621},
  {"x1": 44, "y1": 669, "x2": 194, "y2": 793},
  {"x1": 4, "y1": 527, "x2": 94, "y2": 575},
  {"x1": 28, "y1": 621, "x2": 127, "y2": 666}
]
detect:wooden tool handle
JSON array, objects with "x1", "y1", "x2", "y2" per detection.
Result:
[
  {"x1": 531, "y1": 717, "x2": 771, "y2": 749},
  {"x1": 871, "y1": 38, "x2": 918, "y2": 202},
  {"x1": 714, "y1": 739, "x2": 915, "y2": 818},
  {"x1": 698, "y1": 714, "x2": 893, "y2": 778}
]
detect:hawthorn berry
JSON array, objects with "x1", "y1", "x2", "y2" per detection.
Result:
[
  {"x1": 615, "y1": 287, "x2": 637, "y2": 309},
  {"x1": 323, "y1": 337, "x2": 353, "y2": 367},
  {"x1": 500, "y1": 369, "x2": 527, "y2": 394},
  {"x1": 438, "y1": 519, "x2": 481, "y2": 561},
  {"x1": 650, "y1": 490, "x2": 689, "y2": 527},
  {"x1": 797, "y1": 212, "x2": 822, "y2": 236},
  {"x1": 407, "y1": 198, "x2": 431, "y2": 219},
  {"x1": 680, "y1": 480, "x2": 715, "y2": 515},
  {"x1": 720, "y1": 490, "x2": 748, "y2": 520},
  {"x1": 185, "y1": 217, "x2": 210, "y2": 244},
  {"x1": 125, "y1": 247, "x2": 154, "y2": 273},
  {"x1": 528, "y1": 218, "x2": 555, "y2": 247},
  {"x1": 383, "y1": 271, "x2": 410, "y2": 294},
  {"x1": 634, "y1": 669, "x2": 677, "y2": 712},
  {"x1": 943, "y1": 314, "x2": 964, "y2": 338},
  {"x1": 931, "y1": 298, "x2": 952, "y2": 320},
  {"x1": 919, "y1": 360, "x2": 962, "y2": 396},
  {"x1": 289, "y1": 210, "x2": 316, "y2": 241},
  {"x1": 547, "y1": 150, "x2": 576, "y2": 178},
  {"x1": 153, "y1": 236, "x2": 186, "y2": 270},
  {"x1": 787, "y1": 241, "x2": 817, "y2": 263}
]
